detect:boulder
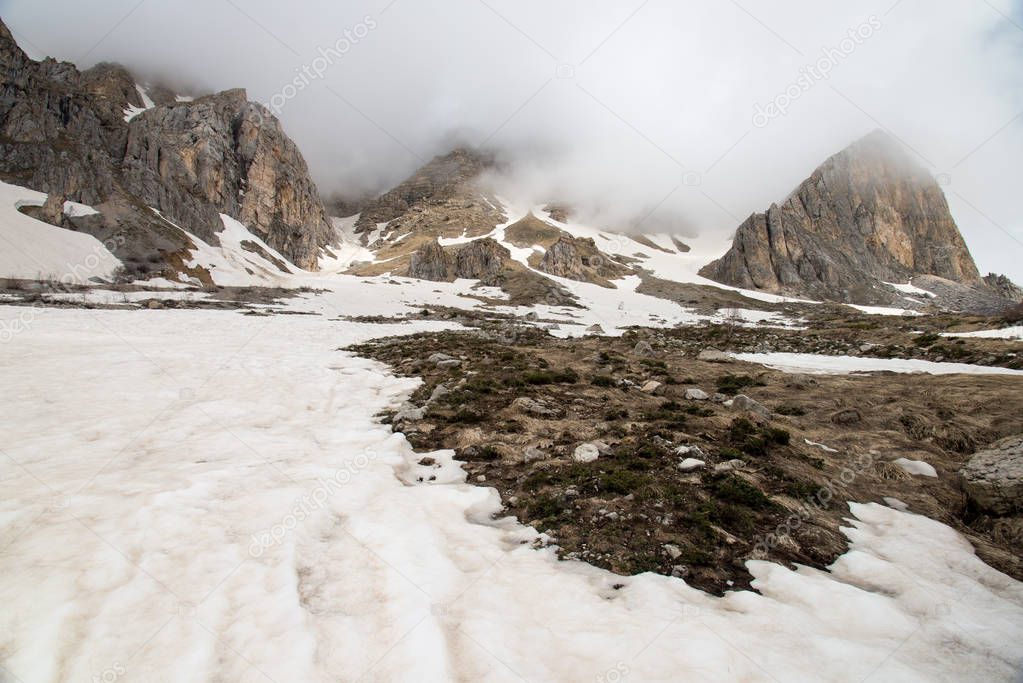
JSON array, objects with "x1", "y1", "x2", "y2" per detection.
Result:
[
  {"x1": 641, "y1": 381, "x2": 664, "y2": 395},
  {"x1": 961, "y1": 435, "x2": 1023, "y2": 515},
  {"x1": 729, "y1": 395, "x2": 771, "y2": 418},
  {"x1": 573, "y1": 443, "x2": 601, "y2": 463},
  {"x1": 831, "y1": 408, "x2": 862, "y2": 426},
  {"x1": 697, "y1": 349, "x2": 732, "y2": 363},
  {"x1": 633, "y1": 341, "x2": 655, "y2": 357},
  {"x1": 512, "y1": 396, "x2": 560, "y2": 418},
  {"x1": 678, "y1": 458, "x2": 706, "y2": 472},
  {"x1": 684, "y1": 388, "x2": 709, "y2": 401}
]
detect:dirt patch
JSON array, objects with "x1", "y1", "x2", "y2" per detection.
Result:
[{"x1": 351, "y1": 326, "x2": 1023, "y2": 594}]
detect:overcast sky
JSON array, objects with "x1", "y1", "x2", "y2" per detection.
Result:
[{"x1": 3, "y1": 0, "x2": 1022, "y2": 280}]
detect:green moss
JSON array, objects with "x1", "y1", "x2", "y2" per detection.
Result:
[
  {"x1": 716, "y1": 374, "x2": 766, "y2": 394},
  {"x1": 705, "y1": 473, "x2": 772, "y2": 510}
]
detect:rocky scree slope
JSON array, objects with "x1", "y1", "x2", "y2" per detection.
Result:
[{"x1": 0, "y1": 18, "x2": 333, "y2": 272}]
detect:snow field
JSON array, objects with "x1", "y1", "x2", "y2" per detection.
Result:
[{"x1": 2, "y1": 305, "x2": 1022, "y2": 682}]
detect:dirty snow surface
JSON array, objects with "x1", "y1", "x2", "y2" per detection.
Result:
[{"x1": 3, "y1": 304, "x2": 1023, "y2": 683}]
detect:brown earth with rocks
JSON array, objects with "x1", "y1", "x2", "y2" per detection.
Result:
[{"x1": 351, "y1": 319, "x2": 1023, "y2": 594}]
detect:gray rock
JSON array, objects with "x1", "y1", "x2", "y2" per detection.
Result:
[
  {"x1": 454, "y1": 238, "x2": 509, "y2": 283},
  {"x1": 512, "y1": 396, "x2": 560, "y2": 418},
  {"x1": 641, "y1": 380, "x2": 663, "y2": 395},
  {"x1": 408, "y1": 240, "x2": 453, "y2": 281},
  {"x1": 715, "y1": 459, "x2": 746, "y2": 473},
  {"x1": 678, "y1": 458, "x2": 706, "y2": 472},
  {"x1": 436, "y1": 359, "x2": 462, "y2": 370},
  {"x1": 730, "y1": 394, "x2": 771, "y2": 418},
  {"x1": 697, "y1": 349, "x2": 732, "y2": 363},
  {"x1": 961, "y1": 435, "x2": 1023, "y2": 515},
  {"x1": 428, "y1": 384, "x2": 450, "y2": 404},
  {"x1": 394, "y1": 402, "x2": 426, "y2": 423},
  {"x1": 684, "y1": 388, "x2": 709, "y2": 401},
  {"x1": 538, "y1": 235, "x2": 627, "y2": 284},
  {"x1": 0, "y1": 23, "x2": 334, "y2": 272},
  {"x1": 633, "y1": 341, "x2": 655, "y2": 357},
  {"x1": 831, "y1": 408, "x2": 862, "y2": 426},
  {"x1": 573, "y1": 443, "x2": 601, "y2": 463},
  {"x1": 523, "y1": 446, "x2": 547, "y2": 463}
]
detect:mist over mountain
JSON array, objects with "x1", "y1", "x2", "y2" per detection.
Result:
[{"x1": 3, "y1": 0, "x2": 1022, "y2": 279}]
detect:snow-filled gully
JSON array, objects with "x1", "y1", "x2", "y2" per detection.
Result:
[{"x1": 2, "y1": 305, "x2": 1022, "y2": 682}]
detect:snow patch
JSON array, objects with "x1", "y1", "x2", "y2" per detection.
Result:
[
  {"x1": 893, "y1": 458, "x2": 938, "y2": 477},
  {"x1": 733, "y1": 352, "x2": 1023, "y2": 376}
]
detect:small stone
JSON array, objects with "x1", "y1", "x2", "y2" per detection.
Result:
[
  {"x1": 697, "y1": 349, "x2": 732, "y2": 363},
  {"x1": 715, "y1": 459, "x2": 746, "y2": 473},
  {"x1": 730, "y1": 394, "x2": 771, "y2": 418},
  {"x1": 523, "y1": 446, "x2": 546, "y2": 462},
  {"x1": 831, "y1": 408, "x2": 862, "y2": 425},
  {"x1": 573, "y1": 443, "x2": 601, "y2": 463},
  {"x1": 684, "y1": 388, "x2": 709, "y2": 401},
  {"x1": 476, "y1": 475, "x2": 487, "y2": 482},
  {"x1": 663, "y1": 544, "x2": 683, "y2": 560},
  {"x1": 512, "y1": 396, "x2": 560, "y2": 417},
  {"x1": 146, "y1": 299, "x2": 164, "y2": 309},
  {"x1": 678, "y1": 458, "x2": 706, "y2": 472},
  {"x1": 641, "y1": 380, "x2": 663, "y2": 395},
  {"x1": 428, "y1": 384, "x2": 450, "y2": 403},
  {"x1": 587, "y1": 324, "x2": 605, "y2": 334},
  {"x1": 436, "y1": 359, "x2": 462, "y2": 370},
  {"x1": 634, "y1": 341, "x2": 655, "y2": 357}
]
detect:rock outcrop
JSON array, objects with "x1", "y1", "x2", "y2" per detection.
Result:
[
  {"x1": 0, "y1": 18, "x2": 334, "y2": 272},
  {"x1": 700, "y1": 131, "x2": 982, "y2": 303},
  {"x1": 538, "y1": 236, "x2": 629, "y2": 286},
  {"x1": 961, "y1": 435, "x2": 1023, "y2": 515},
  {"x1": 984, "y1": 274, "x2": 1023, "y2": 303},
  {"x1": 121, "y1": 89, "x2": 333, "y2": 268},
  {"x1": 407, "y1": 239, "x2": 453, "y2": 281},
  {"x1": 454, "y1": 238, "x2": 509, "y2": 284}
]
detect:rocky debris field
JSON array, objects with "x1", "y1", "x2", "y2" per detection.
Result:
[{"x1": 351, "y1": 322, "x2": 1023, "y2": 594}]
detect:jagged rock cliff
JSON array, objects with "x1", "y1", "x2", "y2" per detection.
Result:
[
  {"x1": 122, "y1": 89, "x2": 333, "y2": 268},
  {"x1": 0, "y1": 18, "x2": 333, "y2": 271},
  {"x1": 700, "y1": 131, "x2": 982, "y2": 303}
]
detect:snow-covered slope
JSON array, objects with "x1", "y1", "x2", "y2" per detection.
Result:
[
  {"x1": 0, "y1": 181, "x2": 120, "y2": 283},
  {"x1": 1, "y1": 304, "x2": 1021, "y2": 682}
]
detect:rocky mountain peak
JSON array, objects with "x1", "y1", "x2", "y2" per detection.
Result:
[
  {"x1": 700, "y1": 130, "x2": 982, "y2": 303},
  {"x1": 356, "y1": 147, "x2": 496, "y2": 231},
  {"x1": 0, "y1": 18, "x2": 334, "y2": 272}
]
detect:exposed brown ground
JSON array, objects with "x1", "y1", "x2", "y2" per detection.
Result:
[{"x1": 351, "y1": 322, "x2": 1023, "y2": 594}]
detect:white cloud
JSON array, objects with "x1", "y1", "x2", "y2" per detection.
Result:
[{"x1": 4, "y1": 0, "x2": 1023, "y2": 279}]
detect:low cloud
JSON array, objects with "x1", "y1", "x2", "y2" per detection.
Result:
[{"x1": 4, "y1": 0, "x2": 1023, "y2": 278}]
